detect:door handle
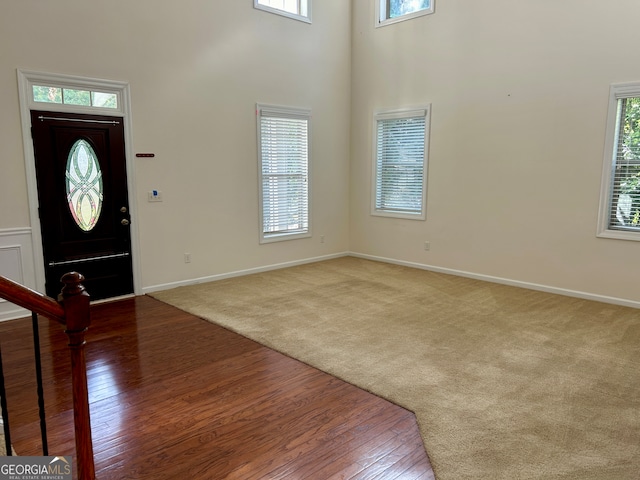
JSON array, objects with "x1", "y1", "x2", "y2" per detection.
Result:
[{"x1": 121, "y1": 219, "x2": 130, "y2": 226}]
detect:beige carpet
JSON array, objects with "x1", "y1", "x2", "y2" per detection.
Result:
[{"x1": 150, "y1": 257, "x2": 640, "y2": 479}]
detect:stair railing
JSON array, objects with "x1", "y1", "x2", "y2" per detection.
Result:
[{"x1": 0, "y1": 272, "x2": 95, "y2": 480}]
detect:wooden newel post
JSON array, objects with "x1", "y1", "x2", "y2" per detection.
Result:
[{"x1": 58, "y1": 272, "x2": 95, "y2": 480}]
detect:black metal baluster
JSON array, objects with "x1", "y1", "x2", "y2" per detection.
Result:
[
  {"x1": 31, "y1": 312, "x2": 48, "y2": 456},
  {"x1": 0, "y1": 345, "x2": 12, "y2": 456}
]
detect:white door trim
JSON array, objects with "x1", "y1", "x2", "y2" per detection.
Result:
[{"x1": 16, "y1": 69, "x2": 142, "y2": 297}]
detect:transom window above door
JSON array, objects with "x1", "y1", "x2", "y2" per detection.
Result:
[
  {"x1": 32, "y1": 85, "x2": 118, "y2": 109},
  {"x1": 254, "y1": 0, "x2": 311, "y2": 23},
  {"x1": 19, "y1": 71, "x2": 127, "y2": 118}
]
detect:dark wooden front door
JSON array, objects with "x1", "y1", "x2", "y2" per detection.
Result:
[{"x1": 30, "y1": 110, "x2": 133, "y2": 300}]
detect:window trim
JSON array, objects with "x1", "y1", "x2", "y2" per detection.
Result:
[
  {"x1": 597, "y1": 82, "x2": 640, "y2": 241},
  {"x1": 31, "y1": 84, "x2": 120, "y2": 110},
  {"x1": 257, "y1": 103, "x2": 312, "y2": 244},
  {"x1": 375, "y1": 0, "x2": 434, "y2": 28},
  {"x1": 23, "y1": 73, "x2": 125, "y2": 117},
  {"x1": 371, "y1": 106, "x2": 430, "y2": 221},
  {"x1": 254, "y1": 0, "x2": 311, "y2": 24}
]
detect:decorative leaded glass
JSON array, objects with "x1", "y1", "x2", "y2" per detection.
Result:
[{"x1": 66, "y1": 139, "x2": 103, "y2": 232}]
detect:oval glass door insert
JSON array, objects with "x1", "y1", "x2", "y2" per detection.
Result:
[{"x1": 66, "y1": 139, "x2": 103, "y2": 231}]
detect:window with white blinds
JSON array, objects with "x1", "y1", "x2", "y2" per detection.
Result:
[
  {"x1": 257, "y1": 104, "x2": 311, "y2": 243},
  {"x1": 598, "y1": 83, "x2": 640, "y2": 240},
  {"x1": 372, "y1": 107, "x2": 429, "y2": 220}
]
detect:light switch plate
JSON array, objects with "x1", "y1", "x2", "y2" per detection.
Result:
[{"x1": 148, "y1": 190, "x2": 163, "y2": 202}]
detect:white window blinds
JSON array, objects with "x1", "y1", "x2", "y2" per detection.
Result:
[
  {"x1": 608, "y1": 97, "x2": 640, "y2": 231},
  {"x1": 257, "y1": 105, "x2": 311, "y2": 242},
  {"x1": 373, "y1": 108, "x2": 429, "y2": 219}
]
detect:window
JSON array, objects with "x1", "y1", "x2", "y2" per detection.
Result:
[
  {"x1": 598, "y1": 83, "x2": 640, "y2": 240},
  {"x1": 254, "y1": 0, "x2": 311, "y2": 23},
  {"x1": 66, "y1": 139, "x2": 103, "y2": 232},
  {"x1": 32, "y1": 85, "x2": 118, "y2": 109},
  {"x1": 257, "y1": 104, "x2": 311, "y2": 243},
  {"x1": 376, "y1": 0, "x2": 434, "y2": 27},
  {"x1": 372, "y1": 107, "x2": 429, "y2": 220}
]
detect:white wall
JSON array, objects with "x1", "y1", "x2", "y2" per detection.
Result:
[
  {"x1": 0, "y1": 1, "x2": 351, "y2": 292},
  {"x1": 350, "y1": 0, "x2": 640, "y2": 302},
  {"x1": 3, "y1": 0, "x2": 640, "y2": 306}
]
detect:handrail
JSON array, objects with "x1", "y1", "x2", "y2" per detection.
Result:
[
  {"x1": 0, "y1": 276, "x2": 64, "y2": 323},
  {"x1": 0, "y1": 272, "x2": 95, "y2": 480}
]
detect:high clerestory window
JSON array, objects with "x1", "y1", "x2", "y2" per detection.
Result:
[
  {"x1": 598, "y1": 82, "x2": 640, "y2": 241},
  {"x1": 254, "y1": 0, "x2": 311, "y2": 23},
  {"x1": 376, "y1": 0, "x2": 434, "y2": 27}
]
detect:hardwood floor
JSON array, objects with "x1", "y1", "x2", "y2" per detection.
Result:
[{"x1": 0, "y1": 296, "x2": 434, "y2": 479}]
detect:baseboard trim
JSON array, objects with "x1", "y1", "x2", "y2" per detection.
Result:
[
  {"x1": 350, "y1": 252, "x2": 640, "y2": 309},
  {"x1": 143, "y1": 252, "x2": 350, "y2": 295},
  {"x1": 143, "y1": 250, "x2": 640, "y2": 309},
  {"x1": 0, "y1": 306, "x2": 29, "y2": 322}
]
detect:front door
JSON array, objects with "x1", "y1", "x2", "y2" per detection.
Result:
[{"x1": 30, "y1": 110, "x2": 133, "y2": 300}]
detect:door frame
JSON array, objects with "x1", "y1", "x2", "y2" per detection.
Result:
[{"x1": 16, "y1": 69, "x2": 141, "y2": 297}]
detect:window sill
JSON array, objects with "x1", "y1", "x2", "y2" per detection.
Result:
[
  {"x1": 254, "y1": 4, "x2": 311, "y2": 24},
  {"x1": 371, "y1": 210, "x2": 425, "y2": 221},
  {"x1": 375, "y1": 7, "x2": 434, "y2": 28},
  {"x1": 597, "y1": 228, "x2": 640, "y2": 242},
  {"x1": 260, "y1": 231, "x2": 312, "y2": 244}
]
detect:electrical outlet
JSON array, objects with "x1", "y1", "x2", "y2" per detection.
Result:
[
  {"x1": 320, "y1": 235, "x2": 325, "y2": 244},
  {"x1": 184, "y1": 253, "x2": 191, "y2": 263},
  {"x1": 424, "y1": 241, "x2": 430, "y2": 251}
]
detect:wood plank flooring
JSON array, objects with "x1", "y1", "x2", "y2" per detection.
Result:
[{"x1": 0, "y1": 295, "x2": 434, "y2": 479}]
